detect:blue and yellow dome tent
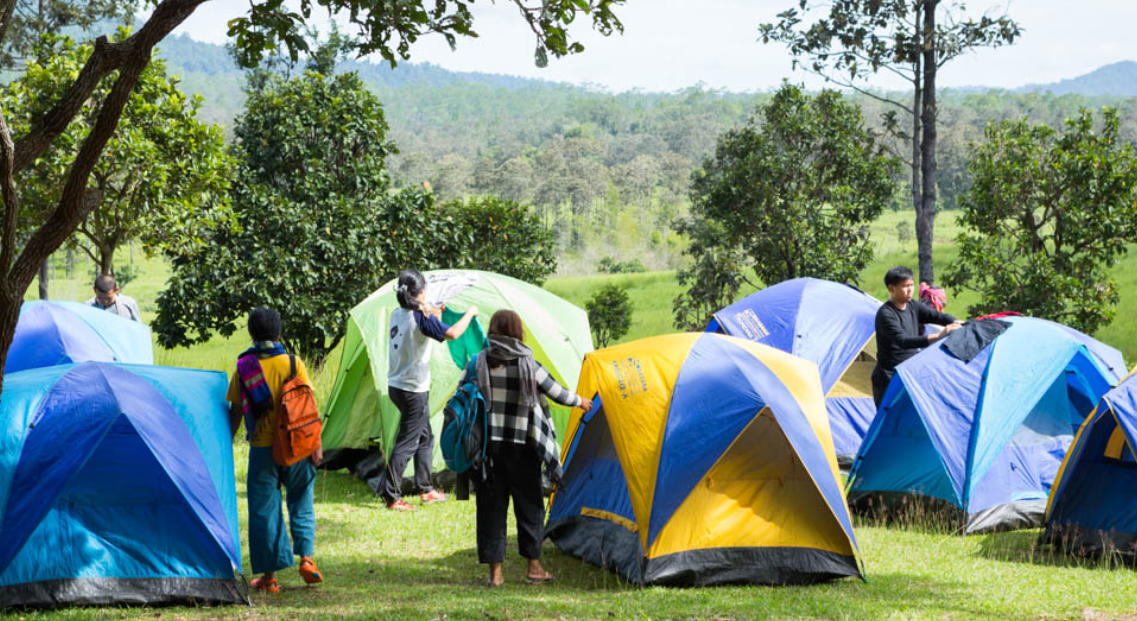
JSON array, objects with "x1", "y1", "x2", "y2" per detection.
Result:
[
  {"x1": 847, "y1": 316, "x2": 1125, "y2": 534},
  {"x1": 1044, "y1": 368, "x2": 1137, "y2": 556},
  {"x1": 706, "y1": 278, "x2": 881, "y2": 464},
  {"x1": 6, "y1": 301, "x2": 153, "y2": 374},
  {"x1": 546, "y1": 333, "x2": 862, "y2": 586},
  {"x1": 0, "y1": 363, "x2": 245, "y2": 608}
]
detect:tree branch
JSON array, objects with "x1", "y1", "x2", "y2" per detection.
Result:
[
  {"x1": 801, "y1": 64, "x2": 915, "y2": 115},
  {"x1": 12, "y1": 0, "x2": 206, "y2": 172},
  {"x1": 0, "y1": 0, "x2": 19, "y2": 46},
  {"x1": 9, "y1": 54, "x2": 149, "y2": 290}
]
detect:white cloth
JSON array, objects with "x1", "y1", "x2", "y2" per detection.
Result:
[{"x1": 424, "y1": 272, "x2": 479, "y2": 307}]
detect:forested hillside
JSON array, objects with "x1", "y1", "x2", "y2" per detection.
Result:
[{"x1": 157, "y1": 35, "x2": 1137, "y2": 274}]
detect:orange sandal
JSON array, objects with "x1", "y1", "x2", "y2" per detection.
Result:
[
  {"x1": 298, "y1": 556, "x2": 323, "y2": 584},
  {"x1": 387, "y1": 499, "x2": 416, "y2": 512},
  {"x1": 249, "y1": 576, "x2": 280, "y2": 594}
]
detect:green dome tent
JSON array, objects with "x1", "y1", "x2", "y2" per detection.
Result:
[{"x1": 321, "y1": 270, "x2": 593, "y2": 474}]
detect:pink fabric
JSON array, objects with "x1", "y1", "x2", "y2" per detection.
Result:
[{"x1": 920, "y1": 282, "x2": 947, "y2": 311}]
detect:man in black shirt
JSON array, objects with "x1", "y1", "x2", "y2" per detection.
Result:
[{"x1": 872, "y1": 266, "x2": 962, "y2": 407}]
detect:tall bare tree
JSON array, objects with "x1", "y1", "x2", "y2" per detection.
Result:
[{"x1": 761, "y1": 0, "x2": 1020, "y2": 283}]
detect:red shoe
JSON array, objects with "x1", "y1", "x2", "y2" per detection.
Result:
[
  {"x1": 420, "y1": 490, "x2": 447, "y2": 504},
  {"x1": 298, "y1": 556, "x2": 323, "y2": 584},
  {"x1": 249, "y1": 576, "x2": 280, "y2": 594},
  {"x1": 387, "y1": 499, "x2": 416, "y2": 512}
]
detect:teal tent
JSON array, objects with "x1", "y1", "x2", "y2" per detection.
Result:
[{"x1": 0, "y1": 363, "x2": 244, "y2": 608}]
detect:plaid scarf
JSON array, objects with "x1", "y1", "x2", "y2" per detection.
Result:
[
  {"x1": 237, "y1": 341, "x2": 286, "y2": 441},
  {"x1": 474, "y1": 337, "x2": 564, "y2": 482}
]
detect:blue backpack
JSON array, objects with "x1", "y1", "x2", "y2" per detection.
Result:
[{"x1": 441, "y1": 354, "x2": 488, "y2": 474}]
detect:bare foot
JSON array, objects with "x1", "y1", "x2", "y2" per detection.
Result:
[{"x1": 487, "y1": 562, "x2": 504, "y2": 587}]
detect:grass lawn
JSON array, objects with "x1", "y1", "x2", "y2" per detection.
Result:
[
  {"x1": 9, "y1": 450, "x2": 1135, "y2": 621},
  {"x1": 8, "y1": 212, "x2": 1137, "y2": 620}
]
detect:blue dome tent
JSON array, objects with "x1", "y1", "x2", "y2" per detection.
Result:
[
  {"x1": 0, "y1": 363, "x2": 245, "y2": 608},
  {"x1": 707, "y1": 278, "x2": 881, "y2": 463},
  {"x1": 1044, "y1": 369, "x2": 1137, "y2": 556},
  {"x1": 847, "y1": 316, "x2": 1124, "y2": 534},
  {"x1": 6, "y1": 301, "x2": 152, "y2": 374}
]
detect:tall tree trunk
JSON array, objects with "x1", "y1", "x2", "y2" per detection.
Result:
[
  {"x1": 917, "y1": 0, "x2": 938, "y2": 285},
  {"x1": 910, "y1": 59, "x2": 922, "y2": 220},
  {"x1": 37, "y1": 258, "x2": 48, "y2": 299},
  {"x1": 0, "y1": 289, "x2": 19, "y2": 393},
  {"x1": 910, "y1": 2, "x2": 922, "y2": 218},
  {"x1": 97, "y1": 245, "x2": 114, "y2": 276}
]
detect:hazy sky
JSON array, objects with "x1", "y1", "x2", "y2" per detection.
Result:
[{"x1": 173, "y1": 1, "x2": 1136, "y2": 93}]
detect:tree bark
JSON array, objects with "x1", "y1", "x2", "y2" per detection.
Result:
[
  {"x1": 910, "y1": 2, "x2": 923, "y2": 219},
  {"x1": 0, "y1": 287, "x2": 19, "y2": 391},
  {"x1": 917, "y1": 0, "x2": 939, "y2": 285},
  {"x1": 97, "y1": 245, "x2": 114, "y2": 275},
  {"x1": 37, "y1": 259, "x2": 47, "y2": 299}
]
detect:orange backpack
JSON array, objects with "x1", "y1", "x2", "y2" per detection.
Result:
[{"x1": 272, "y1": 354, "x2": 323, "y2": 467}]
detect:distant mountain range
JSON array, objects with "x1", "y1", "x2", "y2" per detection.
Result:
[
  {"x1": 1014, "y1": 61, "x2": 1137, "y2": 98},
  {"x1": 155, "y1": 33, "x2": 565, "y2": 92},
  {"x1": 154, "y1": 34, "x2": 1137, "y2": 99}
]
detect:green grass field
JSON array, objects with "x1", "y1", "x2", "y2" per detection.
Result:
[{"x1": 9, "y1": 210, "x2": 1137, "y2": 620}]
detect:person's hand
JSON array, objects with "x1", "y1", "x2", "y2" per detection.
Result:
[
  {"x1": 311, "y1": 446, "x2": 323, "y2": 466},
  {"x1": 944, "y1": 322, "x2": 963, "y2": 333},
  {"x1": 579, "y1": 397, "x2": 593, "y2": 411},
  {"x1": 466, "y1": 304, "x2": 479, "y2": 317}
]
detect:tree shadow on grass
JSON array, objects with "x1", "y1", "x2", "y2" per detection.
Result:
[{"x1": 975, "y1": 530, "x2": 1134, "y2": 571}]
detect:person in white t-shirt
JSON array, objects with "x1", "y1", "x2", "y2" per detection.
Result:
[{"x1": 381, "y1": 268, "x2": 478, "y2": 511}]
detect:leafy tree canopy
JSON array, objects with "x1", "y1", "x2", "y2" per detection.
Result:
[
  {"x1": 943, "y1": 108, "x2": 1137, "y2": 333},
  {"x1": 437, "y1": 195, "x2": 556, "y2": 285},
  {"x1": 586, "y1": 283, "x2": 632, "y2": 348},
  {"x1": 3, "y1": 33, "x2": 233, "y2": 274},
  {"x1": 1, "y1": 0, "x2": 136, "y2": 69},
  {"x1": 154, "y1": 67, "x2": 399, "y2": 362},
  {"x1": 228, "y1": 0, "x2": 625, "y2": 69},
  {"x1": 673, "y1": 83, "x2": 898, "y2": 330},
  {"x1": 154, "y1": 67, "x2": 555, "y2": 362}
]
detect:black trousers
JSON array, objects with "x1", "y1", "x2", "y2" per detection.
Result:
[
  {"x1": 474, "y1": 443, "x2": 545, "y2": 564},
  {"x1": 379, "y1": 387, "x2": 434, "y2": 503},
  {"x1": 871, "y1": 365, "x2": 894, "y2": 409}
]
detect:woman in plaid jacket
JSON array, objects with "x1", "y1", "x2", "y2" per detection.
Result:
[{"x1": 466, "y1": 309, "x2": 593, "y2": 587}]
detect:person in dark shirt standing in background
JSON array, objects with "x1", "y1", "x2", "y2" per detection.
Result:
[{"x1": 873, "y1": 266, "x2": 962, "y2": 407}]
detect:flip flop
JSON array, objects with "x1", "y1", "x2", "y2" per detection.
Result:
[{"x1": 526, "y1": 572, "x2": 554, "y2": 585}]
